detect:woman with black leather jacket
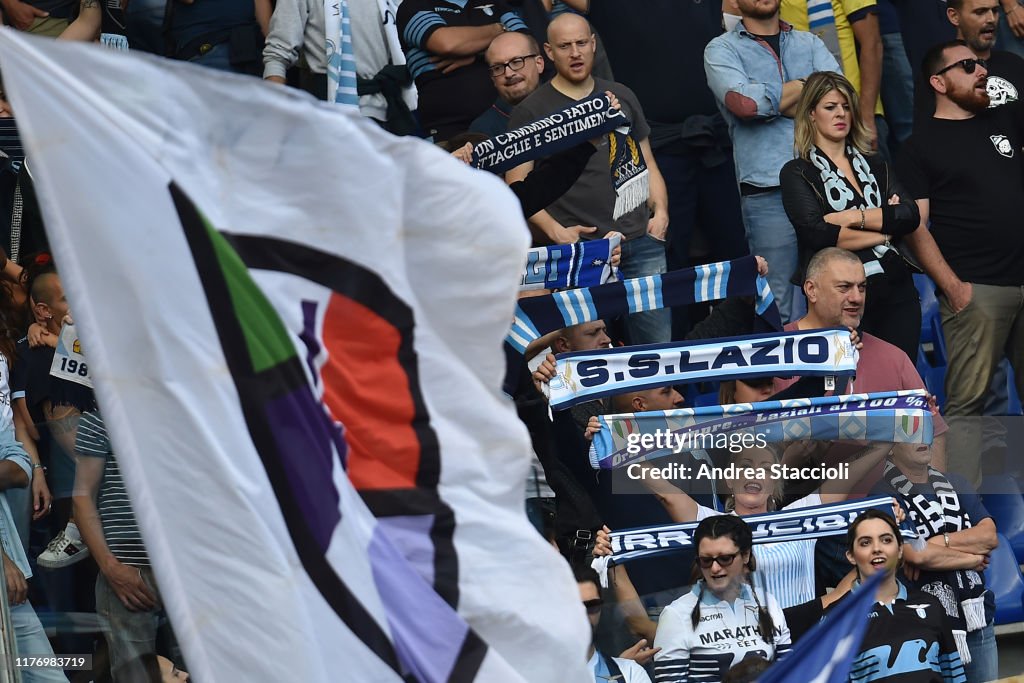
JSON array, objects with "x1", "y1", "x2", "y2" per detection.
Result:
[{"x1": 780, "y1": 71, "x2": 922, "y2": 360}]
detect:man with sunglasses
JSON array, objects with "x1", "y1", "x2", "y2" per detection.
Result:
[
  {"x1": 576, "y1": 564, "x2": 654, "y2": 683},
  {"x1": 900, "y1": 39, "x2": 1024, "y2": 488},
  {"x1": 914, "y1": 0, "x2": 1024, "y2": 119},
  {"x1": 470, "y1": 32, "x2": 547, "y2": 138}
]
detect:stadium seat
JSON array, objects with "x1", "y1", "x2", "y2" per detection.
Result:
[
  {"x1": 985, "y1": 532, "x2": 1024, "y2": 625},
  {"x1": 983, "y1": 477, "x2": 1024, "y2": 564},
  {"x1": 914, "y1": 274, "x2": 939, "y2": 346}
]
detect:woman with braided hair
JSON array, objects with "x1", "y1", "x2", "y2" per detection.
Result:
[{"x1": 651, "y1": 515, "x2": 790, "y2": 683}]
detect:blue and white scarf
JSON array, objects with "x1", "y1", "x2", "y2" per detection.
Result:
[
  {"x1": 325, "y1": 0, "x2": 416, "y2": 111},
  {"x1": 547, "y1": 327, "x2": 857, "y2": 410},
  {"x1": 471, "y1": 93, "x2": 648, "y2": 218},
  {"x1": 591, "y1": 495, "x2": 915, "y2": 586},
  {"x1": 507, "y1": 255, "x2": 778, "y2": 354},
  {"x1": 520, "y1": 235, "x2": 620, "y2": 292},
  {"x1": 592, "y1": 390, "x2": 933, "y2": 470},
  {"x1": 807, "y1": 0, "x2": 841, "y2": 65}
]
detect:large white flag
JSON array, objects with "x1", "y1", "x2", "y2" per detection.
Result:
[{"x1": 0, "y1": 30, "x2": 589, "y2": 683}]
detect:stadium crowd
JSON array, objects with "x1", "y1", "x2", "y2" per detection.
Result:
[{"x1": 0, "y1": 0, "x2": 1023, "y2": 682}]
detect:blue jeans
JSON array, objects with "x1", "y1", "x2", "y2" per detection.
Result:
[
  {"x1": 964, "y1": 622, "x2": 998, "y2": 683},
  {"x1": 880, "y1": 32, "x2": 915, "y2": 150},
  {"x1": 188, "y1": 42, "x2": 237, "y2": 74},
  {"x1": 740, "y1": 190, "x2": 799, "y2": 323},
  {"x1": 11, "y1": 601, "x2": 67, "y2": 683},
  {"x1": 618, "y1": 234, "x2": 672, "y2": 344}
]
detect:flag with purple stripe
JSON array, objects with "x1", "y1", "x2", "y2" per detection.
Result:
[{"x1": 0, "y1": 31, "x2": 590, "y2": 683}]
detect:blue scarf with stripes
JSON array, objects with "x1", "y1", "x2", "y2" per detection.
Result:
[
  {"x1": 546, "y1": 327, "x2": 857, "y2": 410},
  {"x1": 507, "y1": 255, "x2": 779, "y2": 354},
  {"x1": 591, "y1": 496, "x2": 915, "y2": 584},
  {"x1": 520, "y1": 236, "x2": 620, "y2": 292},
  {"x1": 592, "y1": 390, "x2": 933, "y2": 469}
]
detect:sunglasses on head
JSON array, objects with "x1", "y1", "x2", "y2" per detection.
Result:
[
  {"x1": 582, "y1": 598, "x2": 603, "y2": 615},
  {"x1": 697, "y1": 553, "x2": 739, "y2": 569},
  {"x1": 934, "y1": 57, "x2": 987, "y2": 77}
]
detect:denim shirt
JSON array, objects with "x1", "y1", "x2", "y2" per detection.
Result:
[
  {"x1": 0, "y1": 430, "x2": 32, "y2": 580},
  {"x1": 704, "y1": 20, "x2": 840, "y2": 187}
]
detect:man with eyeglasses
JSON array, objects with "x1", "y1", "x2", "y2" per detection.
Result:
[
  {"x1": 396, "y1": 0, "x2": 533, "y2": 142},
  {"x1": 576, "y1": 564, "x2": 654, "y2": 683},
  {"x1": 470, "y1": 31, "x2": 546, "y2": 138},
  {"x1": 507, "y1": 12, "x2": 672, "y2": 345},
  {"x1": 900, "y1": 39, "x2": 1024, "y2": 489}
]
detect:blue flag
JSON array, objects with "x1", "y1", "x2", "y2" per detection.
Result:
[{"x1": 757, "y1": 572, "x2": 884, "y2": 683}]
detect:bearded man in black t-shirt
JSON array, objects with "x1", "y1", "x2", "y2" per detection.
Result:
[{"x1": 899, "y1": 39, "x2": 1024, "y2": 488}]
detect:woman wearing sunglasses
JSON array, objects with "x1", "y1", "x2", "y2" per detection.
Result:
[
  {"x1": 828, "y1": 510, "x2": 966, "y2": 683},
  {"x1": 653, "y1": 515, "x2": 790, "y2": 683},
  {"x1": 780, "y1": 71, "x2": 922, "y2": 361}
]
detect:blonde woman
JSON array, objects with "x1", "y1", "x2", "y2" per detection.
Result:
[{"x1": 780, "y1": 71, "x2": 921, "y2": 361}]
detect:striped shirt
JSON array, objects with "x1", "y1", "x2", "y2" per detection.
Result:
[
  {"x1": 75, "y1": 411, "x2": 149, "y2": 567},
  {"x1": 695, "y1": 493, "x2": 821, "y2": 609}
]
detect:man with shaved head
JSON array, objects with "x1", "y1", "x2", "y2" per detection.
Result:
[{"x1": 507, "y1": 13, "x2": 672, "y2": 345}]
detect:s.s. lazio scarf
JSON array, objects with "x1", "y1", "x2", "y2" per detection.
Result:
[
  {"x1": 520, "y1": 235, "x2": 620, "y2": 292},
  {"x1": 507, "y1": 255, "x2": 778, "y2": 354},
  {"x1": 547, "y1": 327, "x2": 857, "y2": 410},
  {"x1": 590, "y1": 495, "x2": 915, "y2": 586},
  {"x1": 592, "y1": 390, "x2": 933, "y2": 470},
  {"x1": 471, "y1": 93, "x2": 648, "y2": 218}
]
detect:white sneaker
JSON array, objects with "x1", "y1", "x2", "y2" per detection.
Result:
[{"x1": 37, "y1": 523, "x2": 90, "y2": 569}]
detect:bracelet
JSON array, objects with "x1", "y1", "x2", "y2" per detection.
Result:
[{"x1": 858, "y1": 208, "x2": 866, "y2": 231}]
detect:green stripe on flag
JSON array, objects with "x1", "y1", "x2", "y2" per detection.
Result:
[{"x1": 202, "y1": 217, "x2": 295, "y2": 372}]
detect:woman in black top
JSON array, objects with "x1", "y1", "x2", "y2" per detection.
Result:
[{"x1": 780, "y1": 72, "x2": 921, "y2": 360}]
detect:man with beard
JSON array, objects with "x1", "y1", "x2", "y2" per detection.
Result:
[
  {"x1": 471, "y1": 32, "x2": 546, "y2": 137},
  {"x1": 704, "y1": 0, "x2": 838, "y2": 324},
  {"x1": 900, "y1": 39, "x2": 1024, "y2": 487},
  {"x1": 915, "y1": 0, "x2": 1024, "y2": 118}
]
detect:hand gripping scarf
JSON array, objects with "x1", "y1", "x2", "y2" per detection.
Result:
[
  {"x1": 590, "y1": 495, "x2": 915, "y2": 587},
  {"x1": 883, "y1": 461, "x2": 988, "y2": 663},
  {"x1": 470, "y1": 93, "x2": 648, "y2": 218},
  {"x1": 547, "y1": 327, "x2": 858, "y2": 410},
  {"x1": 507, "y1": 255, "x2": 779, "y2": 354},
  {"x1": 519, "y1": 235, "x2": 620, "y2": 292},
  {"x1": 592, "y1": 389, "x2": 933, "y2": 470}
]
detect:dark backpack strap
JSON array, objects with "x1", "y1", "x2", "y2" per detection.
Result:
[{"x1": 599, "y1": 652, "x2": 624, "y2": 681}]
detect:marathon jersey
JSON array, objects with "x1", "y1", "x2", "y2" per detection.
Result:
[
  {"x1": 829, "y1": 583, "x2": 966, "y2": 683},
  {"x1": 897, "y1": 101, "x2": 1024, "y2": 286},
  {"x1": 653, "y1": 582, "x2": 792, "y2": 683},
  {"x1": 397, "y1": 0, "x2": 530, "y2": 139}
]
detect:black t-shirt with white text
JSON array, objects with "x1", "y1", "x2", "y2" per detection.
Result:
[{"x1": 897, "y1": 102, "x2": 1024, "y2": 286}]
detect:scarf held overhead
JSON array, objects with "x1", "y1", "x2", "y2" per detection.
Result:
[
  {"x1": 520, "y1": 235, "x2": 620, "y2": 292},
  {"x1": 591, "y1": 496, "x2": 914, "y2": 583},
  {"x1": 548, "y1": 327, "x2": 858, "y2": 410},
  {"x1": 507, "y1": 255, "x2": 779, "y2": 354},
  {"x1": 471, "y1": 93, "x2": 648, "y2": 218},
  {"x1": 592, "y1": 390, "x2": 932, "y2": 470}
]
